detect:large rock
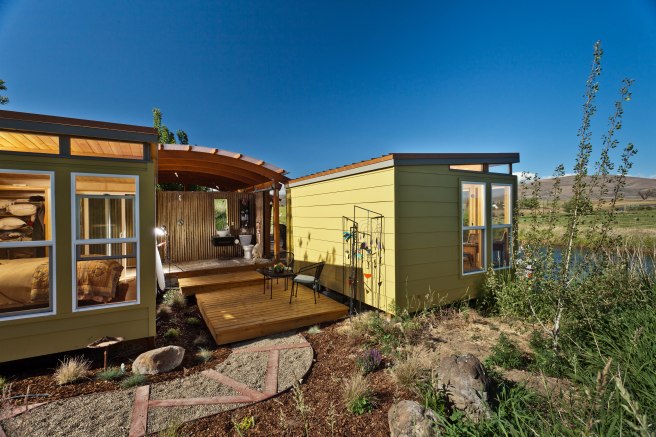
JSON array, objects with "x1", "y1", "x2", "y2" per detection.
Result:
[
  {"x1": 437, "y1": 354, "x2": 491, "y2": 421},
  {"x1": 132, "y1": 346, "x2": 185, "y2": 375},
  {"x1": 388, "y1": 400, "x2": 440, "y2": 437}
]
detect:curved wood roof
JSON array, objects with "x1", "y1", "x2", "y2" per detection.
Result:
[{"x1": 157, "y1": 144, "x2": 288, "y2": 191}]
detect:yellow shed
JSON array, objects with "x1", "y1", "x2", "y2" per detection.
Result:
[
  {"x1": 287, "y1": 153, "x2": 519, "y2": 314},
  {"x1": 0, "y1": 110, "x2": 158, "y2": 362}
]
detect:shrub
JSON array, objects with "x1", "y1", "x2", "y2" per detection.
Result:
[
  {"x1": 485, "y1": 333, "x2": 530, "y2": 370},
  {"x1": 196, "y1": 347, "x2": 213, "y2": 362},
  {"x1": 528, "y1": 331, "x2": 567, "y2": 377},
  {"x1": 355, "y1": 349, "x2": 383, "y2": 375},
  {"x1": 232, "y1": 415, "x2": 255, "y2": 436},
  {"x1": 162, "y1": 289, "x2": 185, "y2": 310},
  {"x1": 54, "y1": 356, "x2": 91, "y2": 385},
  {"x1": 185, "y1": 316, "x2": 201, "y2": 326},
  {"x1": 96, "y1": 366, "x2": 125, "y2": 381},
  {"x1": 164, "y1": 328, "x2": 181, "y2": 339},
  {"x1": 0, "y1": 376, "x2": 6, "y2": 389},
  {"x1": 120, "y1": 373, "x2": 148, "y2": 388},
  {"x1": 342, "y1": 374, "x2": 375, "y2": 415}
]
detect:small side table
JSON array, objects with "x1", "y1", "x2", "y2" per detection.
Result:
[{"x1": 256, "y1": 268, "x2": 295, "y2": 299}]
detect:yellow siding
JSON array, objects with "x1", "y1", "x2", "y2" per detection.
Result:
[
  {"x1": 289, "y1": 168, "x2": 396, "y2": 312},
  {"x1": 395, "y1": 165, "x2": 516, "y2": 310},
  {"x1": 0, "y1": 153, "x2": 156, "y2": 362}
]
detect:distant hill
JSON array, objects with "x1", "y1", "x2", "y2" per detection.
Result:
[{"x1": 519, "y1": 175, "x2": 656, "y2": 201}]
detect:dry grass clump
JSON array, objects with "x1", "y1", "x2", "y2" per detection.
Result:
[
  {"x1": 390, "y1": 345, "x2": 436, "y2": 389},
  {"x1": 337, "y1": 311, "x2": 374, "y2": 339},
  {"x1": 156, "y1": 304, "x2": 173, "y2": 321},
  {"x1": 54, "y1": 356, "x2": 91, "y2": 385},
  {"x1": 193, "y1": 332, "x2": 211, "y2": 347},
  {"x1": 196, "y1": 347, "x2": 213, "y2": 362},
  {"x1": 342, "y1": 373, "x2": 375, "y2": 415}
]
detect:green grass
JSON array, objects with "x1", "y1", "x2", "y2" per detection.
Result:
[
  {"x1": 120, "y1": 373, "x2": 148, "y2": 388},
  {"x1": 185, "y1": 316, "x2": 201, "y2": 326},
  {"x1": 95, "y1": 366, "x2": 125, "y2": 381},
  {"x1": 164, "y1": 328, "x2": 181, "y2": 339},
  {"x1": 485, "y1": 333, "x2": 531, "y2": 370}
]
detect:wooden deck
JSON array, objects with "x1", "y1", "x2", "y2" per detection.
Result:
[{"x1": 181, "y1": 267, "x2": 349, "y2": 345}]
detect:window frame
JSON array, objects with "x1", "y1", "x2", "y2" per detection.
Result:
[
  {"x1": 71, "y1": 172, "x2": 140, "y2": 312},
  {"x1": 0, "y1": 168, "x2": 56, "y2": 321},
  {"x1": 491, "y1": 183, "x2": 513, "y2": 270},
  {"x1": 461, "y1": 181, "x2": 487, "y2": 276}
]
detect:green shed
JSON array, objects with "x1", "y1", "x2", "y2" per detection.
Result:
[
  {"x1": 0, "y1": 109, "x2": 158, "y2": 362},
  {"x1": 287, "y1": 153, "x2": 519, "y2": 313}
]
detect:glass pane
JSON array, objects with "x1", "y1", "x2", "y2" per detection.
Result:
[
  {"x1": 462, "y1": 183, "x2": 485, "y2": 227},
  {"x1": 0, "y1": 247, "x2": 52, "y2": 316},
  {"x1": 214, "y1": 199, "x2": 228, "y2": 232},
  {"x1": 71, "y1": 138, "x2": 144, "y2": 160},
  {"x1": 489, "y1": 163, "x2": 511, "y2": 174},
  {"x1": 0, "y1": 171, "x2": 52, "y2": 243},
  {"x1": 76, "y1": 257, "x2": 137, "y2": 307},
  {"x1": 78, "y1": 197, "x2": 135, "y2": 239},
  {"x1": 463, "y1": 230, "x2": 485, "y2": 273},
  {"x1": 0, "y1": 131, "x2": 59, "y2": 154},
  {"x1": 451, "y1": 164, "x2": 484, "y2": 172},
  {"x1": 77, "y1": 242, "x2": 137, "y2": 259},
  {"x1": 493, "y1": 228, "x2": 511, "y2": 268},
  {"x1": 492, "y1": 185, "x2": 512, "y2": 225}
]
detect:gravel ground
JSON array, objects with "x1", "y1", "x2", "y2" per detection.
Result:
[
  {"x1": 1, "y1": 331, "x2": 315, "y2": 436},
  {"x1": 1, "y1": 389, "x2": 135, "y2": 437}
]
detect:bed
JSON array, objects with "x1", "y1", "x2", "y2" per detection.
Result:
[{"x1": 0, "y1": 258, "x2": 137, "y2": 314}]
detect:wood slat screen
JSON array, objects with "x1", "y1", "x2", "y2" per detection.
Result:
[{"x1": 157, "y1": 191, "x2": 263, "y2": 263}]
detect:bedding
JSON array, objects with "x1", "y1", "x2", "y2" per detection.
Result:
[
  {"x1": 0, "y1": 259, "x2": 129, "y2": 310},
  {"x1": 0, "y1": 217, "x2": 26, "y2": 230}
]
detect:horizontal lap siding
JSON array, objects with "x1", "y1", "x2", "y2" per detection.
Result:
[
  {"x1": 395, "y1": 166, "x2": 516, "y2": 310},
  {"x1": 289, "y1": 168, "x2": 396, "y2": 312}
]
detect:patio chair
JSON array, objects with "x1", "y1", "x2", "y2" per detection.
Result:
[{"x1": 290, "y1": 261, "x2": 325, "y2": 304}]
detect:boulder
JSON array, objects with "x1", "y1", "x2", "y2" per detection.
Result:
[
  {"x1": 388, "y1": 400, "x2": 440, "y2": 437},
  {"x1": 437, "y1": 354, "x2": 491, "y2": 421},
  {"x1": 132, "y1": 346, "x2": 185, "y2": 375}
]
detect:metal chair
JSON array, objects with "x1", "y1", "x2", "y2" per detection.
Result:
[{"x1": 290, "y1": 261, "x2": 325, "y2": 304}]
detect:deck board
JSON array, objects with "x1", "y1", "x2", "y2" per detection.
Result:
[
  {"x1": 195, "y1": 279, "x2": 348, "y2": 345},
  {"x1": 179, "y1": 271, "x2": 263, "y2": 295}
]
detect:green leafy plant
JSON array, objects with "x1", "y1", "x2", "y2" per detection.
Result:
[
  {"x1": 232, "y1": 415, "x2": 255, "y2": 436},
  {"x1": 0, "y1": 79, "x2": 8, "y2": 105},
  {"x1": 120, "y1": 373, "x2": 148, "y2": 388},
  {"x1": 0, "y1": 376, "x2": 6, "y2": 389},
  {"x1": 306, "y1": 325, "x2": 321, "y2": 335},
  {"x1": 96, "y1": 366, "x2": 125, "y2": 381},
  {"x1": 485, "y1": 333, "x2": 531, "y2": 370},
  {"x1": 54, "y1": 356, "x2": 91, "y2": 385}
]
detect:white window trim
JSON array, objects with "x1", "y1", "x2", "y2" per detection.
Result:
[
  {"x1": 0, "y1": 169, "x2": 56, "y2": 321},
  {"x1": 71, "y1": 173, "x2": 140, "y2": 312},
  {"x1": 492, "y1": 183, "x2": 513, "y2": 270},
  {"x1": 461, "y1": 181, "x2": 486, "y2": 276}
]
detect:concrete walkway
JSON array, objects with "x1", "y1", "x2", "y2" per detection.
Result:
[{"x1": 1, "y1": 332, "x2": 313, "y2": 437}]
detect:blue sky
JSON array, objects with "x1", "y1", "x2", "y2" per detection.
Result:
[{"x1": 1, "y1": 0, "x2": 655, "y2": 179}]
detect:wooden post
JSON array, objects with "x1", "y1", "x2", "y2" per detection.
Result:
[{"x1": 273, "y1": 184, "x2": 280, "y2": 259}]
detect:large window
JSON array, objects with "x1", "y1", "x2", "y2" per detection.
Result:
[
  {"x1": 492, "y1": 184, "x2": 512, "y2": 268},
  {"x1": 462, "y1": 182, "x2": 486, "y2": 274},
  {"x1": 73, "y1": 174, "x2": 139, "y2": 310},
  {"x1": 0, "y1": 170, "x2": 54, "y2": 318}
]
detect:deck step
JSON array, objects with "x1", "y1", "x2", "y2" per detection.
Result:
[
  {"x1": 179, "y1": 270, "x2": 264, "y2": 296},
  {"x1": 171, "y1": 262, "x2": 272, "y2": 279}
]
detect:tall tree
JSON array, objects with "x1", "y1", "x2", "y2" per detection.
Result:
[{"x1": 0, "y1": 79, "x2": 8, "y2": 105}]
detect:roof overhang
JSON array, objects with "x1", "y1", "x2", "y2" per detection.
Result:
[
  {"x1": 157, "y1": 144, "x2": 288, "y2": 192},
  {"x1": 288, "y1": 152, "x2": 520, "y2": 188}
]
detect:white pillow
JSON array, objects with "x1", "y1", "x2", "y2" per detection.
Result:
[
  {"x1": 0, "y1": 217, "x2": 26, "y2": 230},
  {"x1": 7, "y1": 204, "x2": 37, "y2": 216},
  {"x1": 0, "y1": 199, "x2": 11, "y2": 209}
]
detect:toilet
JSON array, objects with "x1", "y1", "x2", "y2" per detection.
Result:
[{"x1": 238, "y1": 235, "x2": 254, "y2": 259}]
